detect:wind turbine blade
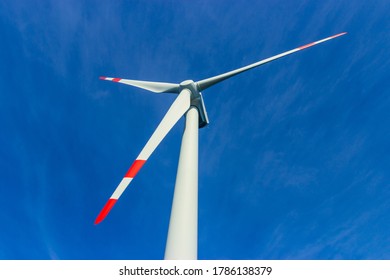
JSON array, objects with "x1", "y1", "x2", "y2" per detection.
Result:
[
  {"x1": 94, "y1": 89, "x2": 191, "y2": 224},
  {"x1": 196, "y1": 32, "x2": 347, "y2": 91},
  {"x1": 100, "y1": 76, "x2": 181, "y2": 93}
]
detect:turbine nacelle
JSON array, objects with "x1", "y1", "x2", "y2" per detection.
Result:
[{"x1": 179, "y1": 80, "x2": 209, "y2": 128}]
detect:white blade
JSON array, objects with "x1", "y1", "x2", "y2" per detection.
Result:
[
  {"x1": 196, "y1": 32, "x2": 347, "y2": 91},
  {"x1": 95, "y1": 89, "x2": 191, "y2": 224},
  {"x1": 100, "y1": 76, "x2": 181, "y2": 93}
]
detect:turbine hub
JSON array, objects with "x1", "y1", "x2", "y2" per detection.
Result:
[
  {"x1": 180, "y1": 79, "x2": 195, "y2": 86},
  {"x1": 179, "y1": 80, "x2": 198, "y2": 96}
]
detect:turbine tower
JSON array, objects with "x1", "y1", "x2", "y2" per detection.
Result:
[{"x1": 95, "y1": 32, "x2": 347, "y2": 260}]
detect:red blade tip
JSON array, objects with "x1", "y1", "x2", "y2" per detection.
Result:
[
  {"x1": 94, "y1": 199, "x2": 117, "y2": 225},
  {"x1": 331, "y1": 32, "x2": 347, "y2": 38},
  {"x1": 99, "y1": 76, "x2": 107, "y2": 80}
]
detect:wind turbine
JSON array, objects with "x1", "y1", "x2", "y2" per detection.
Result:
[{"x1": 95, "y1": 32, "x2": 347, "y2": 259}]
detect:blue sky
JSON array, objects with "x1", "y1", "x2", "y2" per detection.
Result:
[{"x1": 0, "y1": 1, "x2": 389, "y2": 260}]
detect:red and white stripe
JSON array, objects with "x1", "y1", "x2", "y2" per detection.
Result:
[
  {"x1": 298, "y1": 32, "x2": 347, "y2": 50},
  {"x1": 99, "y1": 76, "x2": 122, "y2": 82},
  {"x1": 99, "y1": 76, "x2": 180, "y2": 93},
  {"x1": 258, "y1": 32, "x2": 348, "y2": 66},
  {"x1": 94, "y1": 160, "x2": 146, "y2": 225},
  {"x1": 94, "y1": 89, "x2": 191, "y2": 224}
]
